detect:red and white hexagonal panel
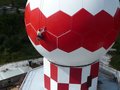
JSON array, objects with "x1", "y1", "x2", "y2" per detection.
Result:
[{"x1": 25, "y1": 0, "x2": 120, "y2": 66}]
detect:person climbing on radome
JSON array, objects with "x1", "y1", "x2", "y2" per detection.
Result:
[{"x1": 37, "y1": 27, "x2": 45, "y2": 40}]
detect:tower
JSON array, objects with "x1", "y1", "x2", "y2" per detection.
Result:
[{"x1": 24, "y1": 0, "x2": 120, "y2": 90}]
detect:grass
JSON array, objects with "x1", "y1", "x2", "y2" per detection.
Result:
[
  {"x1": 0, "y1": 12, "x2": 42, "y2": 65},
  {"x1": 109, "y1": 35, "x2": 120, "y2": 71},
  {"x1": 0, "y1": 44, "x2": 42, "y2": 65},
  {"x1": 110, "y1": 55, "x2": 120, "y2": 71},
  {"x1": 0, "y1": 0, "x2": 27, "y2": 7},
  {"x1": 0, "y1": 0, "x2": 11, "y2": 6}
]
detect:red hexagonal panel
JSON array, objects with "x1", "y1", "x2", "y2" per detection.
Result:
[
  {"x1": 103, "y1": 30, "x2": 119, "y2": 49},
  {"x1": 114, "y1": 8, "x2": 120, "y2": 32},
  {"x1": 72, "y1": 9, "x2": 94, "y2": 36},
  {"x1": 58, "y1": 31, "x2": 82, "y2": 52},
  {"x1": 25, "y1": 4, "x2": 31, "y2": 25},
  {"x1": 46, "y1": 11, "x2": 72, "y2": 37},
  {"x1": 30, "y1": 8, "x2": 46, "y2": 31},
  {"x1": 82, "y1": 31, "x2": 104, "y2": 52},
  {"x1": 26, "y1": 24, "x2": 57, "y2": 51},
  {"x1": 39, "y1": 31, "x2": 57, "y2": 51},
  {"x1": 94, "y1": 10, "x2": 114, "y2": 36},
  {"x1": 26, "y1": 24, "x2": 39, "y2": 45},
  {"x1": 25, "y1": 4, "x2": 46, "y2": 31}
]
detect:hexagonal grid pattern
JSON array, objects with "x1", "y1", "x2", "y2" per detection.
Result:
[
  {"x1": 25, "y1": 4, "x2": 120, "y2": 52},
  {"x1": 25, "y1": 0, "x2": 120, "y2": 66}
]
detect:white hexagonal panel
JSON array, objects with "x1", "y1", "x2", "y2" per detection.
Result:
[
  {"x1": 59, "y1": 0, "x2": 83, "y2": 16},
  {"x1": 41, "y1": 0, "x2": 60, "y2": 18},
  {"x1": 28, "y1": 0, "x2": 60, "y2": 18},
  {"x1": 83, "y1": 0, "x2": 104, "y2": 15},
  {"x1": 28, "y1": 0, "x2": 42, "y2": 10},
  {"x1": 104, "y1": 0, "x2": 120, "y2": 16}
]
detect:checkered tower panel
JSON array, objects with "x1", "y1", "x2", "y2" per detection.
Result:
[{"x1": 44, "y1": 58, "x2": 99, "y2": 90}]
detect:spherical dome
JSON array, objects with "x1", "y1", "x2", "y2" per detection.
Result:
[{"x1": 25, "y1": 0, "x2": 120, "y2": 66}]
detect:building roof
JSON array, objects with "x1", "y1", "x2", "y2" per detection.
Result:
[
  {"x1": 0, "y1": 66, "x2": 32, "y2": 80},
  {"x1": 20, "y1": 67, "x2": 44, "y2": 90}
]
